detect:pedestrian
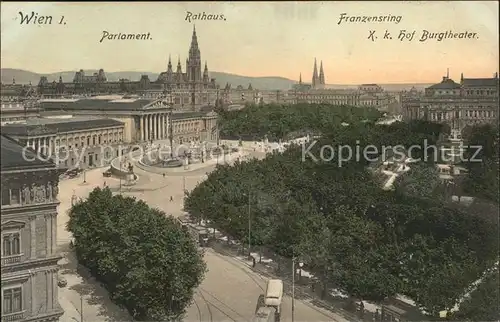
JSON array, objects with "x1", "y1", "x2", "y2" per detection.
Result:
[
  {"x1": 252, "y1": 256, "x2": 256, "y2": 268},
  {"x1": 170, "y1": 196, "x2": 173, "y2": 202},
  {"x1": 103, "y1": 181, "x2": 106, "y2": 187},
  {"x1": 163, "y1": 173, "x2": 166, "y2": 178}
]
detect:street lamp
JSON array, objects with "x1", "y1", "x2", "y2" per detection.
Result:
[
  {"x1": 243, "y1": 191, "x2": 251, "y2": 257},
  {"x1": 162, "y1": 92, "x2": 175, "y2": 159},
  {"x1": 248, "y1": 191, "x2": 251, "y2": 257},
  {"x1": 71, "y1": 190, "x2": 77, "y2": 206},
  {"x1": 292, "y1": 256, "x2": 303, "y2": 322}
]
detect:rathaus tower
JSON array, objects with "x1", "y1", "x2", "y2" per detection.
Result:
[
  {"x1": 156, "y1": 25, "x2": 217, "y2": 109},
  {"x1": 187, "y1": 25, "x2": 202, "y2": 82}
]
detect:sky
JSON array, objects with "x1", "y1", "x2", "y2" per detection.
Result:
[{"x1": 1, "y1": 1, "x2": 498, "y2": 84}]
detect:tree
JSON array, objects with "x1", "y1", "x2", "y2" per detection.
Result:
[
  {"x1": 67, "y1": 188, "x2": 206, "y2": 321},
  {"x1": 185, "y1": 109, "x2": 498, "y2": 319},
  {"x1": 451, "y1": 267, "x2": 500, "y2": 321},
  {"x1": 218, "y1": 103, "x2": 383, "y2": 141},
  {"x1": 393, "y1": 163, "x2": 444, "y2": 202},
  {"x1": 463, "y1": 124, "x2": 499, "y2": 203}
]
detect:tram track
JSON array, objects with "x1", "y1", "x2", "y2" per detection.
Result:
[
  {"x1": 198, "y1": 287, "x2": 247, "y2": 322},
  {"x1": 208, "y1": 247, "x2": 337, "y2": 321},
  {"x1": 209, "y1": 249, "x2": 266, "y2": 292},
  {"x1": 196, "y1": 290, "x2": 214, "y2": 322},
  {"x1": 192, "y1": 296, "x2": 203, "y2": 322}
]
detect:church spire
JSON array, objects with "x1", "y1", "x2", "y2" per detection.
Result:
[
  {"x1": 299, "y1": 73, "x2": 302, "y2": 84},
  {"x1": 319, "y1": 61, "x2": 325, "y2": 85},
  {"x1": 312, "y1": 58, "x2": 319, "y2": 88},
  {"x1": 203, "y1": 61, "x2": 209, "y2": 82},
  {"x1": 176, "y1": 56, "x2": 182, "y2": 73},
  {"x1": 190, "y1": 24, "x2": 199, "y2": 52},
  {"x1": 166, "y1": 55, "x2": 173, "y2": 76}
]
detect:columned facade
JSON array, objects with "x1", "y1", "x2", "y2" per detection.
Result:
[
  {"x1": 2, "y1": 120, "x2": 125, "y2": 170},
  {"x1": 138, "y1": 112, "x2": 170, "y2": 142},
  {"x1": 402, "y1": 73, "x2": 499, "y2": 132}
]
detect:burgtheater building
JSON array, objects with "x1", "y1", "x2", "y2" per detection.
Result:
[
  {"x1": 36, "y1": 26, "x2": 218, "y2": 110},
  {"x1": 402, "y1": 72, "x2": 499, "y2": 132},
  {"x1": 1, "y1": 135, "x2": 64, "y2": 322}
]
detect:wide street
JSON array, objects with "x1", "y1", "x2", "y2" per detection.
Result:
[{"x1": 56, "y1": 142, "x2": 348, "y2": 322}]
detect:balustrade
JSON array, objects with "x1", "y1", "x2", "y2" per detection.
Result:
[
  {"x1": 1, "y1": 311, "x2": 25, "y2": 322},
  {"x1": 1, "y1": 254, "x2": 23, "y2": 266}
]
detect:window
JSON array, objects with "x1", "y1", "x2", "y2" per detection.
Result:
[
  {"x1": 2, "y1": 287, "x2": 23, "y2": 315},
  {"x1": 1, "y1": 187, "x2": 10, "y2": 206},
  {"x1": 10, "y1": 189, "x2": 20, "y2": 205},
  {"x1": 2, "y1": 233, "x2": 20, "y2": 256}
]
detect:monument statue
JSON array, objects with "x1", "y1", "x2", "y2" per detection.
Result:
[
  {"x1": 22, "y1": 185, "x2": 31, "y2": 204},
  {"x1": 52, "y1": 183, "x2": 59, "y2": 199},
  {"x1": 47, "y1": 182, "x2": 53, "y2": 200},
  {"x1": 30, "y1": 184, "x2": 35, "y2": 203}
]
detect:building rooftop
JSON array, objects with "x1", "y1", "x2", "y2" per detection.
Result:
[
  {"x1": 1, "y1": 117, "x2": 124, "y2": 136},
  {"x1": 1, "y1": 135, "x2": 54, "y2": 170},
  {"x1": 171, "y1": 111, "x2": 216, "y2": 120},
  {"x1": 462, "y1": 78, "x2": 499, "y2": 87},
  {"x1": 302, "y1": 89, "x2": 359, "y2": 94},
  {"x1": 427, "y1": 77, "x2": 462, "y2": 90},
  {"x1": 40, "y1": 98, "x2": 155, "y2": 111}
]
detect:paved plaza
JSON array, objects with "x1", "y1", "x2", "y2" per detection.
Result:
[{"x1": 56, "y1": 142, "x2": 347, "y2": 322}]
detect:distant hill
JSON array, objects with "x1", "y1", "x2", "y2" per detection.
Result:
[
  {"x1": 0, "y1": 68, "x2": 432, "y2": 91},
  {"x1": 1, "y1": 68, "x2": 297, "y2": 90}
]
